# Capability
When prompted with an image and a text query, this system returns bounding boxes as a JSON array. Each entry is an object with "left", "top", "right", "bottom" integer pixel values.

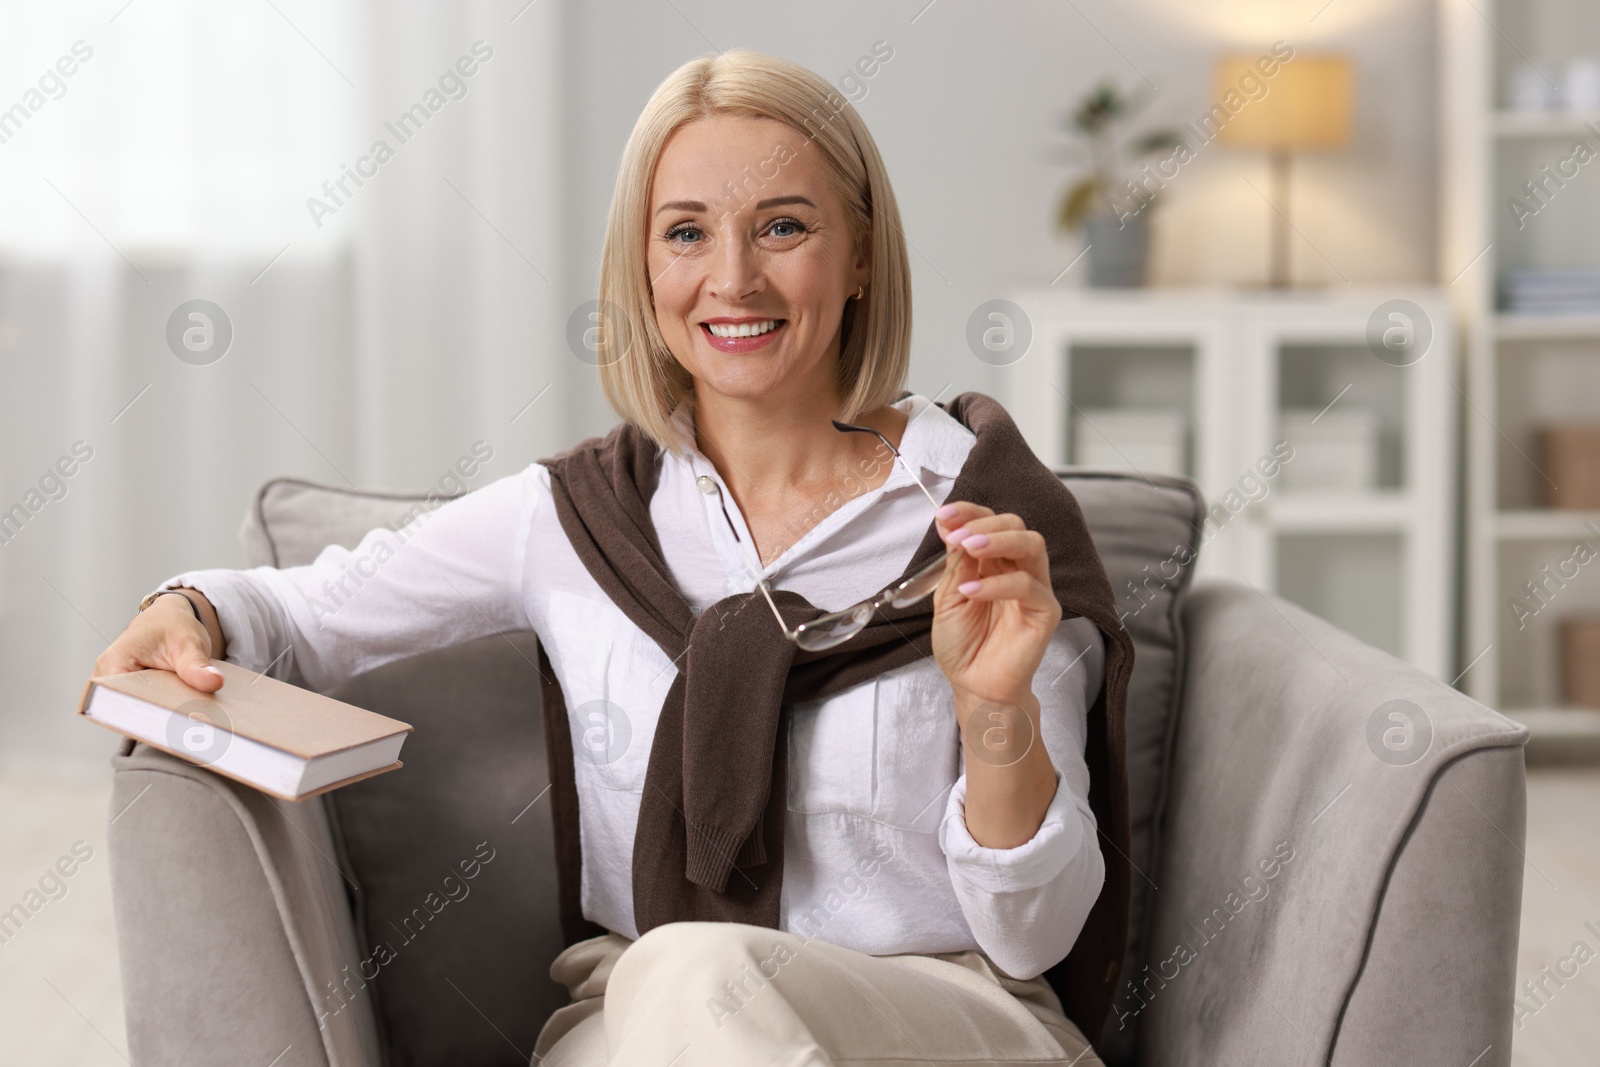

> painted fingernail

[
  {"left": 958, "top": 580, "right": 982, "bottom": 595},
  {"left": 935, "top": 504, "right": 959, "bottom": 520},
  {"left": 963, "top": 533, "right": 990, "bottom": 549},
  {"left": 945, "top": 526, "right": 971, "bottom": 544},
  {"left": 200, "top": 665, "right": 223, "bottom": 677}
]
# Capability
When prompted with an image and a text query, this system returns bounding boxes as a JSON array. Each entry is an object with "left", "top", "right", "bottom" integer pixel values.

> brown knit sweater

[{"left": 534, "top": 390, "right": 1133, "bottom": 1041}]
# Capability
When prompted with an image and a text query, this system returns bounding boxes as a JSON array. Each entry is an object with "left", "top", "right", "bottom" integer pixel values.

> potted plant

[{"left": 1056, "top": 81, "right": 1184, "bottom": 287}]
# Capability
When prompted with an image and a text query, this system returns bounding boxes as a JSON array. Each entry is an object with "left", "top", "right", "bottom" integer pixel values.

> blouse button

[{"left": 696, "top": 475, "right": 717, "bottom": 494}]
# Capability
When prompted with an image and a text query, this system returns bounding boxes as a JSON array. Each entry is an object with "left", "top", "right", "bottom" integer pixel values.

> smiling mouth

[{"left": 703, "top": 319, "right": 784, "bottom": 338}]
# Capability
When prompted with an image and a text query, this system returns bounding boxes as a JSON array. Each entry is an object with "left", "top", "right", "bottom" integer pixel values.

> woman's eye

[{"left": 665, "top": 218, "right": 805, "bottom": 245}]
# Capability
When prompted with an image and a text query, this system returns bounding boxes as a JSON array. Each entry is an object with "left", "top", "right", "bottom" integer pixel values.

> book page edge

[{"left": 79, "top": 712, "right": 406, "bottom": 802}]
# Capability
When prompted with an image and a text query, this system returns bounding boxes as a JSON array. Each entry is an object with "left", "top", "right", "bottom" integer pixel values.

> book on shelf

[
  {"left": 1501, "top": 268, "right": 1600, "bottom": 315},
  {"left": 78, "top": 659, "right": 412, "bottom": 801}
]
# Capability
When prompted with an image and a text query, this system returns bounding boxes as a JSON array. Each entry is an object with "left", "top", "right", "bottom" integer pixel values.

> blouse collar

[{"left": 664, "top": 392, "right": 973, "bottom": 487}]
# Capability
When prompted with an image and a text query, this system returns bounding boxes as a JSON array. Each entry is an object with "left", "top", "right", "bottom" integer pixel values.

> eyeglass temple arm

[
  {"left": 830, "top": 420, "right": 942, "bottom": 510},
  {"left": 708, "top": 419, "right": 944, "bottom": 640},
  {"left": 701, "top": 478, "right": 802, "bottom": 636}
]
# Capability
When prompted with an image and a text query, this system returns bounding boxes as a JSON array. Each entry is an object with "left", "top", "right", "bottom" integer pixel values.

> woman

[{"left": 99, "top": 49, "right": 1131, "bottom": 1067}]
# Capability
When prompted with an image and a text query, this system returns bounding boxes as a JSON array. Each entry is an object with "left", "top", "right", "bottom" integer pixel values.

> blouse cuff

[
  {"left": 151, "top": 569, "right": 283, "bottom": 678},
  {"left": 938, "top": 769, "right": 1085, "bottom": 894}
]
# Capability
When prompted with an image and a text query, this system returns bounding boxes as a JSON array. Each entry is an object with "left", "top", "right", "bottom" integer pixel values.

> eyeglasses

[{"left": 695, "top": 418, "right": 956, "bottom": 652}]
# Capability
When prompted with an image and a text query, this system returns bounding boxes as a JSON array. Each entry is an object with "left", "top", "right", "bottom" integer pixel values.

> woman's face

[{"left": 646, "top": 113, "right": 869, "bottom": 407}]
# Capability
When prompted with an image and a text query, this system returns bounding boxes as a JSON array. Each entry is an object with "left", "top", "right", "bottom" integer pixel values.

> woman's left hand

[{"left": 930, "top": 501, "right": 1062, "bottom": 706}]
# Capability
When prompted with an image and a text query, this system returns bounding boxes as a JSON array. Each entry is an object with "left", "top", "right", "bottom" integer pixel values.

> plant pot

[{"left": 1083, "top": 214, "right": 1151, "bottom": 288}]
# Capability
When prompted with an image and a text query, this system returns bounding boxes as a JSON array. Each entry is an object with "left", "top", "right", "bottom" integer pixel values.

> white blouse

[{"left": 153, "top": 393, "right": 1106, "bottom": 980}]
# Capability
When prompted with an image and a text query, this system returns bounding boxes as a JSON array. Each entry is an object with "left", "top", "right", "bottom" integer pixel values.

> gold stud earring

[{"left": 855, "top": 286, "right": 865, "bottom": 300}]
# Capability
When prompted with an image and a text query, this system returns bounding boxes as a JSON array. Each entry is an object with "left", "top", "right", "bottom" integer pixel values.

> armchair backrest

[{"left": 244, "top": 466, "right": 1204, "bottom": 1065}]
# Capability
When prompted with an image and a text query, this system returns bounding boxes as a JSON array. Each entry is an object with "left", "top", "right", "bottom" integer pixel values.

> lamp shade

[{"left": 1215, "top": 54, "right": 1353, "bottom": 150}]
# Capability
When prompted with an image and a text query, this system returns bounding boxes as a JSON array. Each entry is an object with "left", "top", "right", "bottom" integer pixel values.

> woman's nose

[{"left": 707, "top": 228, "right": 765, "bottom": 302}]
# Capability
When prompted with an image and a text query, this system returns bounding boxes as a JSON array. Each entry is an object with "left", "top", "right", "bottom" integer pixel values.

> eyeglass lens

[
  {"left": 795, "top": 602, "right": 875, "bottom": 652},
  {"left": 794, "top": 554, "right": 950, "bottom": 651},
  {"left": 887, "top": 554, "right": 949, "bottom": 608}
]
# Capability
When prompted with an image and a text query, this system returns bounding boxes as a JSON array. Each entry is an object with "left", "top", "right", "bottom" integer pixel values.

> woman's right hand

[{"left": 94, "top": 592, "right": 226, "bottom": 693}]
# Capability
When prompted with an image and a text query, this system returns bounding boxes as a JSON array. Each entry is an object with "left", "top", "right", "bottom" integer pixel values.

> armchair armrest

[
  {"left": 1134, "top": 581, "right": 1527, "bottom": 1067},
  {"left": 107, "top": 739, "right": 383, "bottom": 1067}
]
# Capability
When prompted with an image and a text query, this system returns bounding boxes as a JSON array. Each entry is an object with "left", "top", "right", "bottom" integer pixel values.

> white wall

[
  {"left": 560, "top": 0, "right": 1439, "bottom": 442},
  {"left": 1, "top": 0, "right": 1440, "bottom": 773}
]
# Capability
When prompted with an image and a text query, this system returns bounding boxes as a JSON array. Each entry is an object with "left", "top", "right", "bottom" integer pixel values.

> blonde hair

[{"left": 594, "top": 49, "right": 912, "bottom": 454}]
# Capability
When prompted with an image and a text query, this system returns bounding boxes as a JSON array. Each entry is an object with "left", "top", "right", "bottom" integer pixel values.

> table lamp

[{"left": 1215, "top": 54, "right": 1353, "bottom": 288}]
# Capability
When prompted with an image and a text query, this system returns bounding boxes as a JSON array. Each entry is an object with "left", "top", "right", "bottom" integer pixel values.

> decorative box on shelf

[
  {"left": 1563, "top": 618, "right": 1600, "bottom": 709},
  {"left": 1072, "top": 408, "right": 1188, "bottom": 476},
  {"left": 1538, "top": 424, "right": 1600, "bottom": 509},
  {"left": 1277, "top": 407, "right": 1380, "bottom": 493}
]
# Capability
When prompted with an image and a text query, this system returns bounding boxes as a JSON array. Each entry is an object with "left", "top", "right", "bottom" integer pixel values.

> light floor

[
  {"left": 1508, "top": 768, "right": 1600, "bottom": 1065},
  {"left": 0, "top": 767, "right": 126, "bottom": 1066},
  {"left": 1, "top": 766, "right": 1596, "bottom": 1065}
]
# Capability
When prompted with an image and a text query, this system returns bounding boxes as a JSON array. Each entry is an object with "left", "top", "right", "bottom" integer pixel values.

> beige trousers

[{"left": 531, "top": 921, "right": 1101, "bottom": 1067}]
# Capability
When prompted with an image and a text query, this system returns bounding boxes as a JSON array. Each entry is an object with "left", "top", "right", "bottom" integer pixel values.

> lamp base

[{"left": 1268, "top": 149, "right": 1292, "bottom": 289}]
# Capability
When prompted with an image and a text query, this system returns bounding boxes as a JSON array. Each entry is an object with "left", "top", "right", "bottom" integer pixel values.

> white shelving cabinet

[
  {"left": 1442, "top": 0, "right": 1600, "bottom": 751},
  {"left": 1003, "top": 288, "right": 1456, "bottom": 679}
]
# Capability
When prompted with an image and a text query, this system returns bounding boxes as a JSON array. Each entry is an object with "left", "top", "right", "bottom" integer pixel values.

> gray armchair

[{"left": 105, "top": 470, "right": 1528, "bottom": 1066}]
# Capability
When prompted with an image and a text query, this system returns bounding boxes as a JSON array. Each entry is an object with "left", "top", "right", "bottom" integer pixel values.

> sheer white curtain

[{"left": 0, "top": 0, "right": 565, "bottom": 772}]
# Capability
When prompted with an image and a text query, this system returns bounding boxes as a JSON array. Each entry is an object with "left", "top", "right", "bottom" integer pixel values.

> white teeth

[{"left": 706, "top": 320, "right": 780, "bottom": 338}]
